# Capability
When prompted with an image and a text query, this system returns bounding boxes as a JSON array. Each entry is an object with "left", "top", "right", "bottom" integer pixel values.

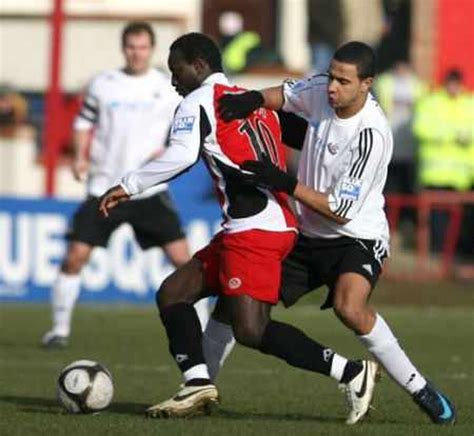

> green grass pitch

[{"left": 1, "top": 282, "right": 473, "bottom": 435}]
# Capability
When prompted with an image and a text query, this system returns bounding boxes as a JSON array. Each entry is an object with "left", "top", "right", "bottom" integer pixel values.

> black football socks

[{"left": 160, "top": 302, "right": 209, "bottom": 383}]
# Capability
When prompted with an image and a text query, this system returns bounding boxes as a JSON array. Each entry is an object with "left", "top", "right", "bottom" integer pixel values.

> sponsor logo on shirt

[
  {"left": 107, "top": 101, "right": 154, "bottom": 111},
  {"left": 340, "top": 177, "right": 362, "bottom": 201},
  {"left": 172, "top": 116, "right": 195, "bottom": 134},
  {"left": 285, "top": 78, "right": 312, "bottom": 93}
]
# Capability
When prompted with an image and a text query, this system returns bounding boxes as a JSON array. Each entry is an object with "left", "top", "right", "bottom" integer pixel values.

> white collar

[{"left": 202, "top": 72, "right": 229, "bottom": 86}]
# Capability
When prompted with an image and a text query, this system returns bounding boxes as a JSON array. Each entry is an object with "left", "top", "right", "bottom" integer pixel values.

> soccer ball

[{"left": 57, "top": 360, "right": 114, "bottom": 414}]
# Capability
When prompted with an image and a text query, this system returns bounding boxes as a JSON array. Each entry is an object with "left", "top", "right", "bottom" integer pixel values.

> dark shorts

[
  {"left": 67, "top": 192, "right": 185, "bottom": 249},
  {"left": 280, "top": 234, "right": 388, "bottom": 309}
]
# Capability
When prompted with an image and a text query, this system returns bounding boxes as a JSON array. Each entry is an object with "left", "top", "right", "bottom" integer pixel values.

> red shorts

[{"left": 194, "top": 229, "right": 297, "bottom": 304}]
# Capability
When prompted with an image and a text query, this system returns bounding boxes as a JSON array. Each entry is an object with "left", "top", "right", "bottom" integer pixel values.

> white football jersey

[
  {"left": 74, "top": 68, "right": 180, "bottom": 198},
  {"left": 283, "top": 74, "right": 393, "bottom": 250}
]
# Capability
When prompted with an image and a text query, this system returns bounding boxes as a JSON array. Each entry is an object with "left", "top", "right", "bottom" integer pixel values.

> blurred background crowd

[{"left": 0, "top": 0, "right": 473, "bottom": 277}]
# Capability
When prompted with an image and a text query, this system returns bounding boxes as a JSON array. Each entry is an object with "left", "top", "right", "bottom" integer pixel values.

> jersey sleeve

[
  {"left": 328, "top": 128, "right": 386, "bottom": 221},
  {"left": 281, "top": 75, "right": 327, "bottom": 124},
  {"left": 73, "top": 79, "right": 100, "bottom": 131},
  {"left": 163, "top": 87, "right": 182, "bottom": 131},
  {"left": 120, "top": 98, "right": 209, "bottom": 195}
]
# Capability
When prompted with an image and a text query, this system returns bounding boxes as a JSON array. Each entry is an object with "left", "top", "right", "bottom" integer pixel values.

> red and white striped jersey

[{"left": 121, "top": 72, "right": 297, "bottom": 234}]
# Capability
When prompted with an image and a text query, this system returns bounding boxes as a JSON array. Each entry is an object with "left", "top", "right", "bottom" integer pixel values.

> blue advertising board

[{"left": 0, "top": 162, "right": 221, "bottom": 303}]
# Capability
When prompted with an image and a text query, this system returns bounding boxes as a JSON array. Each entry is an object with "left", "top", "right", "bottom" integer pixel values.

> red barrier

[{"left": 385, "top": 191, "right": 474, "bottom": 281}]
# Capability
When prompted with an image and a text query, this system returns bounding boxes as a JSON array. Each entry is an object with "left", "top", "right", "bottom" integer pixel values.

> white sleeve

[
  {"left": 328, "top": 128, "right": 386, "bottom": 220},
  {"left": 120, "top": 98, "right": 206, "bottom": 195},
  {"left": 281, "top": 74, "right": 327, "bottom": 124},
  {"left": 73, "top": 80, "right": 99, "bottom": 131}
]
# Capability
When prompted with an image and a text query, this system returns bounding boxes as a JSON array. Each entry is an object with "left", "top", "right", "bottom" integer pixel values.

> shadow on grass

[
  {"left": 0, "top": 395, "right": 147, "bottom": 417},
  {"left": 0, "top": 395, "right": 400, "bottom": 424},
  {"left": 216, "top": 408, "right": 344, "bottom": 423},
  {"left": 0, "top": 395, "right": 62, "bottom": 415}
]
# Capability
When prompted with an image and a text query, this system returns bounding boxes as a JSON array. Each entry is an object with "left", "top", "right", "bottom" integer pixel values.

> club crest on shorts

[{"left": 228, "top": 277, "right": 242, "bottom": 289}]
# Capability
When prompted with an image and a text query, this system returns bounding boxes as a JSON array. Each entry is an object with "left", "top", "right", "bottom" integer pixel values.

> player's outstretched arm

[
  {"left": 219, "top": 86, "right": 284, "bottom": 121},
  {"left": 240, "top": 158, "right": 349, "bottom": 225},
  {"left": 99, "top": 185, "right": 130, "bottom": 217},
  {"left": 293, "top": 184, "right": 350, "bottom": 225}
]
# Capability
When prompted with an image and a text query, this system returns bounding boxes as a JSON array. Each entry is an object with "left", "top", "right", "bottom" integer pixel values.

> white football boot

[
  {"left": 41, "top": 330, "right": 69, "bottom": 349},
  {"left": 342, "top": 360, "right": 380, "bottom": 425},
  {"left": 146, "top": 383, "right": 219, "bottom": 418}
]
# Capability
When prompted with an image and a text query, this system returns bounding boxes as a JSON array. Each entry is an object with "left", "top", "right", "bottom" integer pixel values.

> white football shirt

[
  {"left": 74, "top": 68, "right": 180, "bottom": 198},
  {"left": 283, "top": 74, "right": 393, "bottom": 253}
]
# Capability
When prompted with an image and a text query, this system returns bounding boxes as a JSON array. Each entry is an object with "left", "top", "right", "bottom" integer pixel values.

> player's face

[
  {"left": 327, "top": 60, "right": 372, "bottom": 116},
  {"left": 168, "top": 49, "right": 202, "bottom": 97},
  {"left": 122, "top": 32, "right": 154, "bottom": 74},
  {"left": 445, "top": 79, "right": 461, "bottom": 98}
]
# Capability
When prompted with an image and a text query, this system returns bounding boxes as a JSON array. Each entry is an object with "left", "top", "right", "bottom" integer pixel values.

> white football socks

[
  {"left": 202, "top": 316, "right": 236, "bottom": 381},
  {"left": 358, "top": 313, "right": 426, "bottom": 394},
  {"left": 50, "top": 272, "right": 81, "bottom": 337},
  {"left": 329, "top": 353, "right": 349, "bottom": 382},
  {"left": 193, "top": 297, "right": 215, "bottom": 332},
  {"left": 183, "top": 364, "right": 211, "bottom": 383}
]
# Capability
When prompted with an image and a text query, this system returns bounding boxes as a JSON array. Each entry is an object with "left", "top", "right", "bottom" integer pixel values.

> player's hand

[
  {"left": 218, "top": 91, "right": 264, "bottom": 121},
  {"left": 99, "top": 185, "right": 130, "bottom": 217},
  {"left": 72, "top": 156, "right": 89, "bottom": 182},
  {"left": 240, "top": 155, "right": 298, "bottom": 195}
]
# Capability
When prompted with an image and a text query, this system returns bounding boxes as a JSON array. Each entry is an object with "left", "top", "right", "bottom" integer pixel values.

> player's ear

[
  {"left": 193, "top": 58, "right": 208, "bottom": 75},
  {"left": 361, "top": 77, "right": 373, "bottom": 93}
]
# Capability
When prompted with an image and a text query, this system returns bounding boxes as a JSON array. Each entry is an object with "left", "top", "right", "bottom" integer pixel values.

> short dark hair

[
  {"left": 170, "top": 32, "right": 223, "bottom": 72},
  {"left": 122, "top": 21, "right": 155, "bottom": 47},
  {"left": 444, "top": 68, "right": 463, "bottom": 83},
  {"left": 333, "top": 41, "right": 376, "bottom": 79}
]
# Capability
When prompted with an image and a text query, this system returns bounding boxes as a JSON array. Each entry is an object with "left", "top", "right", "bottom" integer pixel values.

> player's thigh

[
  {"left": 226, "top": 294, "right": 271, "bottom": 347},
  {"left": 68, "top": 197, "right": 117, "bottom": 248},
  {"left": 332, "top": 272, "right": 372, "bottom": 313},
  {"left": 331, "top": 239, "right": 387, "bottom": 311},
  {"left": 162, "top": 238, "right": 191, "bottom": 268},
  {"left": 158, "top": 258, "right": 208, "bottom": 308},
  {"left": 131, "top": 192, "right": 186, "bottom": 250}
]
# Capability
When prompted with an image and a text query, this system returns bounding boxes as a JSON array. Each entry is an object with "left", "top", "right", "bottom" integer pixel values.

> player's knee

[
  {"left": 333, "top": 300, "right": 365, "bottom": 329},
  {"left": 62, "top": 252, "right": 89, "bottom": 274},
  {"left": 157, "top": 277, "right": 177, "bottom": 309},
  {"left": 232, "top": 320, "right": 265, "bottom": 349}
]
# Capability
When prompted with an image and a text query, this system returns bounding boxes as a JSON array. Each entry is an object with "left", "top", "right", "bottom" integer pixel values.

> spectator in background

[
  {"left": 218, "top": 11, "right": 262, "bottom": 74},
  {"left": 307, "top": 0, "right": 344, "bottom": 74},
  {"left": 0, "top": 84, "right": 34, "bottom": 140},
  {"left": 413, "top": 69, "right": 474, "bottom": 252},
  {"left": 376, "top": 60, "right": 426, "bottom": 194}
]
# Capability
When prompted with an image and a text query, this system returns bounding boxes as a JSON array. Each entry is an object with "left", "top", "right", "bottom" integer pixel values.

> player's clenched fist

[
  {"left": 218, "top": 90, "right": 264, "bottom": 121},
  {"left": 99, "top": 185, "right": 130, "bottom": 217}
]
